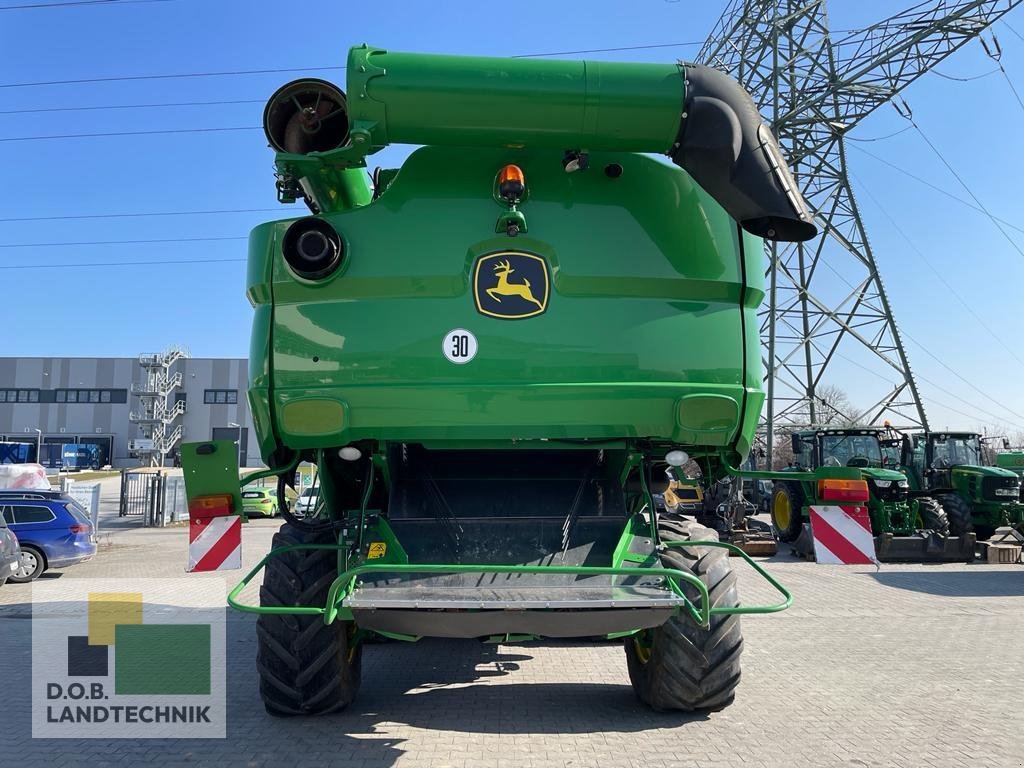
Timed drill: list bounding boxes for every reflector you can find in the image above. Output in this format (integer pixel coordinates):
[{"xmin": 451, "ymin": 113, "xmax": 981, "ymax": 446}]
[{"xmin": 817, "ymin": 478, "xmax": 869, "ymax": 503}]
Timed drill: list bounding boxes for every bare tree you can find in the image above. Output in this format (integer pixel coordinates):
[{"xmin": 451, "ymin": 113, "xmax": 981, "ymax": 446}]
[
  {"xmin": 771, "ymin": 432, "xmax": 795, "ymax": 469},
  {"xmin": 815, "ymin": 385, "xmax": 859, "ymax": 426}
]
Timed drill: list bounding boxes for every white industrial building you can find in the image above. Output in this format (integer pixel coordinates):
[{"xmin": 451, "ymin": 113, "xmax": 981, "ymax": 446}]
[{"xmin": 0, "ymin": 351, "xmax": 257, "ymax": 467}]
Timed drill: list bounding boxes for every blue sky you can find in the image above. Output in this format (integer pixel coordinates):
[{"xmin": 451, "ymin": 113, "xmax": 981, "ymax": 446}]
[{"xmin": 2, "ymin": 0, "xmax": 1023, "ymax": 435}]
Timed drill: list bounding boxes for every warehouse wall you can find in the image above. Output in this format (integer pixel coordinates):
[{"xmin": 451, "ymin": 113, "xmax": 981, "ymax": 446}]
[{"xmin": 0, "ymin": 356, "xmax": 257, "ymax": 467}]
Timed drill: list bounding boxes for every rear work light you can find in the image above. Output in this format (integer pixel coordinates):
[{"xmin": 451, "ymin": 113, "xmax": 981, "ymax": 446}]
[
  {"xmin": 189, "ymin": 494, "xmax": 234, "ymax": 518},
  {"xmin": 817, "ymin": 478, "xmax": 869, "ymax": 503}
]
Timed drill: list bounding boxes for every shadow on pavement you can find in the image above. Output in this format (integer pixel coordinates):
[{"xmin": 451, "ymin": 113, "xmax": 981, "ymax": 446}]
[
  {"xmin": 3, "ymin": 601, "xmax": 709, "ymax": 768},
  {"xmin": 871, "ymin": 569, "xmax": 1024, "ymax": 597}
]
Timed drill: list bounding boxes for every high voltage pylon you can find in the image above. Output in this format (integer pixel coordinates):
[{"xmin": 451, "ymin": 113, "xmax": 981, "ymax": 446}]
[{"xmin": 699, "ymin": 0, "xmax": 1021, "ymax": 465}]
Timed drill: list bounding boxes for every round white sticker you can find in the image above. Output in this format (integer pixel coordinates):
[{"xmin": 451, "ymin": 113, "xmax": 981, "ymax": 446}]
[{"xmin": 442, "ymin": 328, "xmax": 478, "ymax": 364}]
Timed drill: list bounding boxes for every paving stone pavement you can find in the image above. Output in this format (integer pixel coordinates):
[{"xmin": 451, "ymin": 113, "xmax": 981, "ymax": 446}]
[{"xmin": 1, "ymin": 476, "xmax": 1022, "ymax": 767}]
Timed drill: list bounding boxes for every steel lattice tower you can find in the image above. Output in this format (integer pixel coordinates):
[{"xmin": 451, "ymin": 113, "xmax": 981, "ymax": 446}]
[{"xmin": 699, "ymin": 0, "xmax": 1020, "ymax": 464}]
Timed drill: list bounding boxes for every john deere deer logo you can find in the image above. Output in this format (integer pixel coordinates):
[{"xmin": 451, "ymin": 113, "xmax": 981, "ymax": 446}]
[{"xmin": 473, "ymin": 251, "xmax": 549, "ymax": 319}]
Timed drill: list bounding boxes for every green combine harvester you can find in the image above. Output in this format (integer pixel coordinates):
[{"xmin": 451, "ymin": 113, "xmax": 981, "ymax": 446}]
[
  {"xmin": 898, "ymin": 432, "xmax": 1024, "ymax": 539},
  {"xmin": 770, "ymin": 427, "xmax": 975, "ymax": 561},
  {"xmin": 177, "ymin": 43, "xmax": 873, "ymax": 715}
]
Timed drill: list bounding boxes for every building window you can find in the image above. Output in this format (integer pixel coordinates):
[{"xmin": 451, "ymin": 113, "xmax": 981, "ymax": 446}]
[
  {"xmin": 204, "ymin": 389, "xmax": 238, "ymax": 405},
  {"xmin": 54, "ymin": 389, "xmax": 127, "ymax": 405},
  {"xmin": 0, "ymin": 389, "xmax": 40, "ymax": 404}
]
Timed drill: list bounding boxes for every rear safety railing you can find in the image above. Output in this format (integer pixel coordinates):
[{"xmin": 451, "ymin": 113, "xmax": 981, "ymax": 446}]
[{"xmin": 226, "ymin": 540, "xmax": 792, "ymax": 630}]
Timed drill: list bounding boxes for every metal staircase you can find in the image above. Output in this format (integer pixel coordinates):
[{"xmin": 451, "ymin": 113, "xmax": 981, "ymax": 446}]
[{"xmin": 129, "ymin": 346, "xmax": 189, "ymax": 466}]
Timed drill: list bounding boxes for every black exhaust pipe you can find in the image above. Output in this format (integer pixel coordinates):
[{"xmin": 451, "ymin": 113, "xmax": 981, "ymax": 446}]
[{"xmin": 670, "ymin": 65, "xmax": 816, "ymax": 243}]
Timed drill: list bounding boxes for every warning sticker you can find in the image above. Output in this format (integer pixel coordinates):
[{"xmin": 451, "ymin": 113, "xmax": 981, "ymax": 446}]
[{"xmin": 367, "ymin": 542, "xmax": 387, "ymax": 559}]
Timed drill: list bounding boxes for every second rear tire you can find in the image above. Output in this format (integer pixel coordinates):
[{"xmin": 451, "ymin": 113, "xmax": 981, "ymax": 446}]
[
  {"xmin": 936, "ymin": 493, "xmax": 973, "ymax": 537},
  {"xmin": 770, "ymin": 482, "xmax": 804, "ymax": 543},
  {"xmin": 625, "ymin": 518, "xmax": 743, "ymax": 711},
  {"xmin": 916, "ymin": 496, "xmax": 950, "ymax": 535}
]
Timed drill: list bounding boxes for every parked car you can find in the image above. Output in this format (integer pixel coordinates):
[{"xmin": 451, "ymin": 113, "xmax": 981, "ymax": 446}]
[
  {"xmin": 0, "ymin": 494, "xmax": 97, "ymax": 582},
  {"xmin": 293, "ymin": 486, "xmax": 320, "ymax": 517},
  {"xmin": 241, "ymin": 488, "xmax": 278, "ymax": 518},
  {"xmin": 0, "ymin": 489, "xmax": 64, "ymax": 501},
  {"xmin": 0, "ymin": 512, "xmax": 21, "ymax": 586}
]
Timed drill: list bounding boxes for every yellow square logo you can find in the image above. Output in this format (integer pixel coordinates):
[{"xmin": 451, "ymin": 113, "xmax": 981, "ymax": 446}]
[
  {"xmin": 473, "ymin": 251, "xmax": 549, "ymax": 320},
  {"xmin": 88, "ymin": 592, "xmax": 143, "ymax": 645}
]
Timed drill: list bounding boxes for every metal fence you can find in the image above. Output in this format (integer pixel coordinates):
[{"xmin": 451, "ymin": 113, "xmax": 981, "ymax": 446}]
[{"xmin": 118, "ymin": 470, "xmax": 187, "ymax": 526}]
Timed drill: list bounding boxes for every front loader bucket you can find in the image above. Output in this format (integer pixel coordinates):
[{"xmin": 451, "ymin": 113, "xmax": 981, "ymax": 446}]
[{"xmin": 873, "ymin": 532, "xmax": 976, "ymax": 563}]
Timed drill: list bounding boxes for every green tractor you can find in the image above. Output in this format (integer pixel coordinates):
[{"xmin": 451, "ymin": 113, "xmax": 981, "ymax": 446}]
[
  {"xmin": 900, "ymin": 432, "xmax": 1024, "ymax": 539},
  {"xmin": 995, "ymin": 450, "xmax": 1024, "ymax": 501},
  {"xmin": 180, "ymin": 44, "xmax": 829, "ymax": 715},
  {"xmin": 770, "ymin": 427, "xmax": 975, "ymax": 561}
]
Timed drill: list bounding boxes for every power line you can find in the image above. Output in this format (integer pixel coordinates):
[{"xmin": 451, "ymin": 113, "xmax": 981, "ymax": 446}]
[
  {"xmin": 846, "ymin": 125, "xmax": 913, "ymax": 143},
  {"xmin": 0, "ymin": 65, "xmax": 345, "ymax": 90},
  {"xmin": 0, "ymin": 41, "xmax": 704, "ymax": 90},
  {"xmin": 818, "ymin": 257, "xmax": 1024, "ymax": 426},
  {"xmin": 0, "ymin": 126, "xmax": 259, "ymax": 142},
  {"xmin": 979, "ymin": 33, "xmax": 1024, "ymax": 116},
  {"xmin": 848, "ymin": 143, "xmax": 1024, "ymax": 238},
  {"xmin": 0, "ymin": 98, "xmax": 263, "ymax": 115},
  {"xmin": 852, "ymin": 169, "xmax": 1024, "ymax": 372},
  {"xmin": 0, "ymin": 235, "xmax": 246, "ymax": 248},
  {"xmin": 510, "ymin": 41, "xmax": 703, "ymax": 58},
  {"xmin": 900, "ymin": 333, "xmax": 1024, "ymax": 426},
  {"xmin": 0, "ymin": 0, "xmax": 171, "ymax": 8},
  {"xmin": 996, "ymin": 63, "xmax": 1024, "ymax": 114},
  {"xmin": 0, "ymin": 257, "xmax": 244, "ymax": 269},
  {"xmin": 835, "ymin": 349, "xmax": 1024, "ymax": 432},
  {"xmin": 0, "ymin": 207, "xmax": 280, "ymax": 223},
  {"xmin": 1005, "ymin": 20, "xmax": 1024, "ymax": 42},
  {"xmin": 930, "ymin": 67, "xmax": 998, "ymax": 81},
  {"xmin": 893, "ymin": 101, "xmax": 1024, "ymax": 262}
]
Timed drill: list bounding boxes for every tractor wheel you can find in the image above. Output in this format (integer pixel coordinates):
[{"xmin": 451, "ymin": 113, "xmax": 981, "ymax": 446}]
[
  {"xmin": 769, "ymin": 482, "xmax": 804, "ymax": 543},
  {"xmin": 625, "ymin": 518, "xmax": 742, "ymax": 712},
  {"xmin": 916, "ymin": 496, "xmax": 950, "ymax": 536},
  {"xmin": 937, "ymin": 494, "xmax": 973, "ymax": 537},
  {"xmin": 256, "ymin": 523, "xmax": 361, "ymax": 717}
]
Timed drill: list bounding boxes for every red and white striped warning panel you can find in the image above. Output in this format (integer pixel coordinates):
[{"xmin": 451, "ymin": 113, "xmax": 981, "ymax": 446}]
[
  {"xmin": 188, "ymin": 514, "xmax": 242, "ymax": 572},
  {"xmin": 808, "ymin": 505, "xmax": 878, "ymax": 565}
]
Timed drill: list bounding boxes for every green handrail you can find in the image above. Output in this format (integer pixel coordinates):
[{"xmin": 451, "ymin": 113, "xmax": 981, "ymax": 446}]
[
  {"xmin": 226, "ymin": 539, "xmax": 792, "ymax": 631},
  {"xmin": 661, "ymin": 540, "xmax": 793, "ymax": 616},
  {"xmin": 239, "ymin": 452, "xmax": 302, "ymax": 488}
]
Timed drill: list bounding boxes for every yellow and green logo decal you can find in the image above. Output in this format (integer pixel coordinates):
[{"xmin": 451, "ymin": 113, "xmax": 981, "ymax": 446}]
[{"xmin": 473, "ymin": 251, "xmax": 549, "ymax": 320}]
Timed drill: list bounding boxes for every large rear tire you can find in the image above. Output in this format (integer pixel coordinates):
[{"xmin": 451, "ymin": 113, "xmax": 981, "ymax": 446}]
[
  {"xmin": 256, "ymin": 524, "xmax": 361, "ymax": 716},
  {"xmin": 936, "ymin": 493, "xmax": 973, "ymax": 537},
  {"xmin": 625, "ymin": 518, "xmax": 743, "ymax": 711},
  {"xmin": 769, "ymin": 482, "xmax": 804, "ymax": 543},
  {"xmin": 916, "ymin": 496, "xmax": 950, "ymax": 535}
]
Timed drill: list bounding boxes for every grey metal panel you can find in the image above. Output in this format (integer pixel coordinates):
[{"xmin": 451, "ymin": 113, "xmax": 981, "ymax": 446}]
[{"xmin": 351, "ymin": 607, "xmax": 675, "ymax": 639}]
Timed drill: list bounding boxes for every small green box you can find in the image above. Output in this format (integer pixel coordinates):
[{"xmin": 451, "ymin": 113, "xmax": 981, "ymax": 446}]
[{"xmin": 114, "ymin": 624, "xmax": 211, "ymax": 695}]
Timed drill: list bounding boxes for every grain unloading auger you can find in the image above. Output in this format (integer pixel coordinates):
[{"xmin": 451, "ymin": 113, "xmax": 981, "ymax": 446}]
[{"xmin": 180, "ymin": 44, "xmax": 845, "ymax": 716}]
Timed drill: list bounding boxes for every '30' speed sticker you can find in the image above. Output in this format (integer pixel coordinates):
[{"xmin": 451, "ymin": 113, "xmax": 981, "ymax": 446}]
[{"xmin": 442, "ymin": 328, "xmax": 478, "ymax": 364}]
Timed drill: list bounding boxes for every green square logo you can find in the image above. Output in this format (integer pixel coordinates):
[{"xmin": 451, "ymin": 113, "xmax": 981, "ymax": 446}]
[{"xmin": 114, "ymin": 624, "xmax": 211, "ymax": 695}]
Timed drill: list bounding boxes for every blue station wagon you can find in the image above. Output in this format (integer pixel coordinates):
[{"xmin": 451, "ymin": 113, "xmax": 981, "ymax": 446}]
[{"xmin": 0, "ymin": 493, "xmax": 97, "ymax": 582}]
